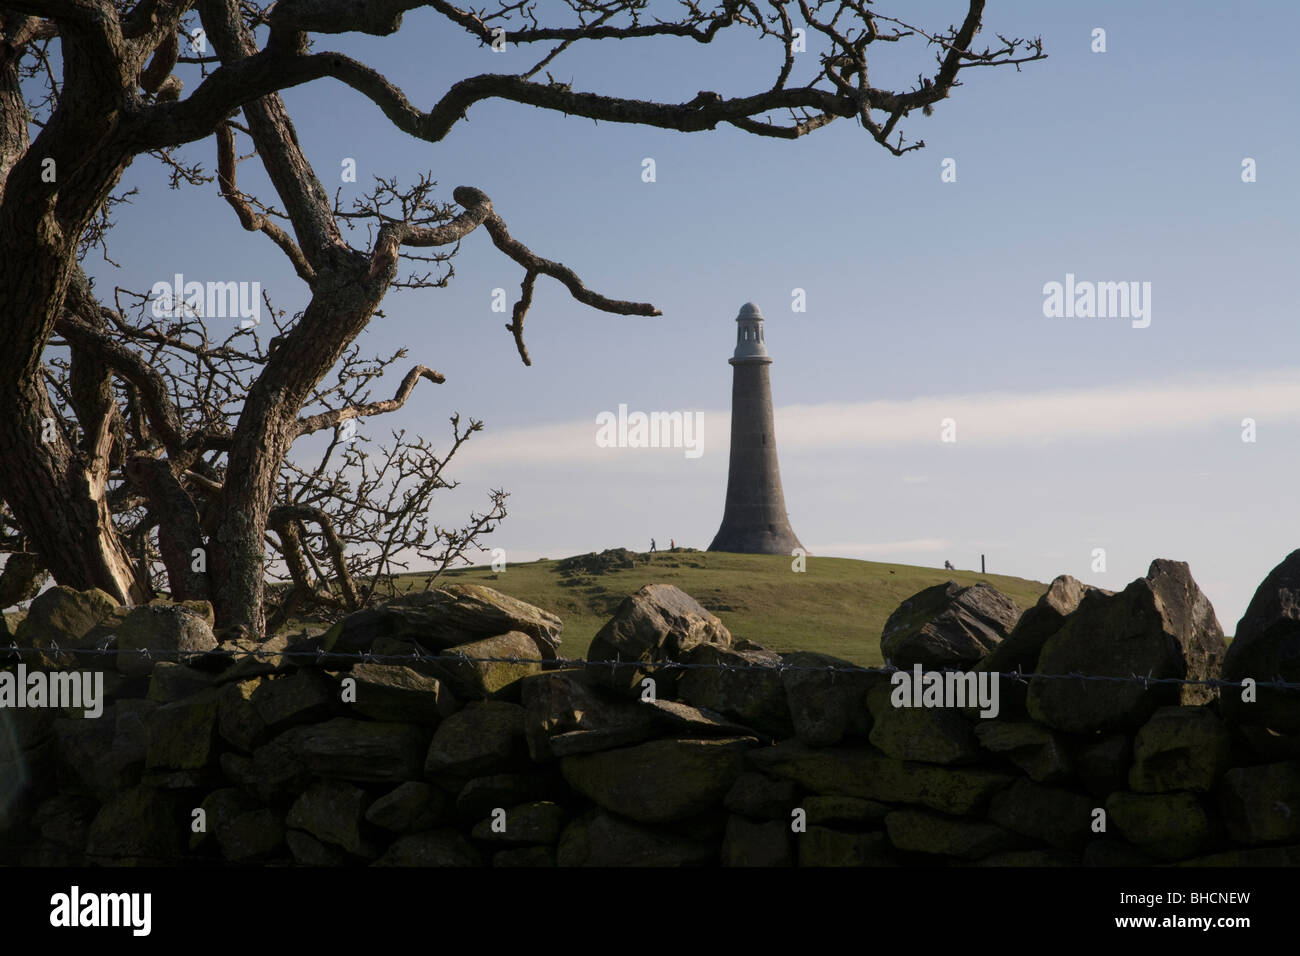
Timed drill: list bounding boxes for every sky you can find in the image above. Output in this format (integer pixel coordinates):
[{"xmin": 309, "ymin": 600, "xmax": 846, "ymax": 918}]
[{"xmin": 83, "ymin": 0, "xmax": 1299, "ymax": 634}]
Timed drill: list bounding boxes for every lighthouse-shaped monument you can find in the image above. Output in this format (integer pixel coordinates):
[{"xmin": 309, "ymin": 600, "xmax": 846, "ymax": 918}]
[{"xmin": 707, "ymin": 302, "xmax": 805, "ymax": 554}]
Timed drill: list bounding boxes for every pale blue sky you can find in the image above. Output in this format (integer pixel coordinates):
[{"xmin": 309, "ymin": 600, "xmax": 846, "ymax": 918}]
[{"xmin": 83, "ymin": 1, "xmax": 1299, "ymax": 633}]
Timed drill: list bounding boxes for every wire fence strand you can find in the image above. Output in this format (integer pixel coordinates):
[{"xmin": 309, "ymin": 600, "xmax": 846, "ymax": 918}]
[{"xmin": 4, "ymin": 641, "xmax": 1299, "ymax": 690}]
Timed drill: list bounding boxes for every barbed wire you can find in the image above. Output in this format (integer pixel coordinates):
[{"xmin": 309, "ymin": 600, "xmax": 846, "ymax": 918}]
[{"xmin": 4, "ymin": 640, "xmax": 1299, "ymax": 689}]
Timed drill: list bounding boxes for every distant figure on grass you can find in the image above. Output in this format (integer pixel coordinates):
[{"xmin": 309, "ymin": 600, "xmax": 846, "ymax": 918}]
[
  {"xmin": 944, "ymin": 560, "xmax": 954, "ymax": 570},
  {"xmin": 650, "ymin": 538, "xmax": 656, "ymax": 552},
  {"xmin": 670, "ymin": 539, "xmax": 675, "ymax": 550}
]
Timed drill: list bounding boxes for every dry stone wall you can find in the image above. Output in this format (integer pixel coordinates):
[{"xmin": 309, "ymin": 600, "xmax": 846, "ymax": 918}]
[{"xmin": 2, "ymin": 553, "xmax": 1298, "ymax": 867}]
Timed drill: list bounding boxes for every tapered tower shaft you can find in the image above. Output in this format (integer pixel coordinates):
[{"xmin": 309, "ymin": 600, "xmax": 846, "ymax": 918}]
[{"xmin": 708, "ymin": 303, "xmax": 804, "ymax": 554}]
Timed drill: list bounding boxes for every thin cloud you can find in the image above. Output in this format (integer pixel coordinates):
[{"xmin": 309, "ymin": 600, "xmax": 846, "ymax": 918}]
[
  {"xmin": 777, "ymin": 374, "xmax": 1300, "ymax": 448},
  {"xmin": 456, "ymin": 372, "xmax": 1300, "ymax": 467}
]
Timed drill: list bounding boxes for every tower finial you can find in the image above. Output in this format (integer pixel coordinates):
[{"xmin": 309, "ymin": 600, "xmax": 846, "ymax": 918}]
[{"xmin": 732, "ymin": 301, "xmax": 771, "ymax": 362}]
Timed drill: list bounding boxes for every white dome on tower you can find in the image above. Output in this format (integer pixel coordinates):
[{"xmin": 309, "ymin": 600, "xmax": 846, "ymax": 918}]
[{"xmin": 732, "ymin": 301, "xmax": 771, "ymax": 362}]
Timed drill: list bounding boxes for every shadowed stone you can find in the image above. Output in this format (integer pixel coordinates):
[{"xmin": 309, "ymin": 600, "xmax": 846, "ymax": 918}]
[
  {"xmin": 14, "ymin": 586, "xmax": 119, "ymax": 668},
  {"xmin": 287, "ymin": 779, "xmax": 375, "ymax": 857},
  {"xmin": 866, "ymin": 681, "xmax": 978, "ymax": 765},
  {"xmin": 36, "ymin": 793, "xmax": 94, "ymax": 855},
  {"xmin": 428, "ymin": 631, "xmax": 544, "ymax": 701},
  {"xmin": 287, "ymin": 830, "xmax": 349, "ymax": 866},
  {"xmin": 149, "ymin": 598, "xmax": 215, "ymax": 628},
  {"xmin": 1222, "ymin": 549, "xmax": 1300, "ymax": 731},
  {"xmin": 1177, "ymin": 845, "xmax": 1300, "ymax": 866},
  {"xmin": 988, "ymin": 779, "xmax": 1094, "ymax": 849},
  {"xmin": 798, "ymin": 828, "xmax": 893, "ymax": 867},
  {"xmin": 347, "ymin": 662, "xmax": 452, "ymax": 723},
  {"xmin": 1105, "ymin": 791, "xmax": 1211, "ymax": 861},
  {"xmin": 470, "ymin": 801, "xmax": 564, "ymax": 845},
  {"xmin": 557, "ymin": 809, "xmax": 714, "ymax": 867},
  {"xmin": 881, "ymin": 581, "xmax": 1022, "ymax": 669},
  {"xmin": 980, "ymin": 575, "xmax": 1103, "ymax": 674},
  {"xmin": 323, "ymin": 584, "xmax": 561, "ymax": 657},
  {"xmin": 1220, "ymin": 761, "xmax": 1300, "ymax": 844},
  {"xmin": 218, "ymin": 807, "xmax": 284, "ymax": 863},
  {"xmin": 521, "ymin": 669, "xmax": 635, "ymax": 760},
  {"xmin": 455, "ymin": 773, "xmax": 557, "ymax": 818},
  {"xmin": 1129, "ymin": 706, "xmax": 1231, "ymax": 793},
  {"xmin": 54, "ymin": 713, "xmax": 123, "ymax": 802},
  {"xmin": 147, "ymin": 662, "xmax": 215, "ymax": 703},
  {"xmin": 115, "ymin": 604, "xmax": 217, "ymax": 677},
  {"xmin": 85, "ymin": 787, "xmax": 179, "ymax": 865},
  {"xmin": 1028, "ymin": 560, "xmax": 1227, "ymax": 733},
  {"xmin": 373, "ymin": 830, "xmax": 482, "ymax": 866},
  {"xmin": 365, "ymin": 781, "xmax": 448, "ymax": 833},
  {"xmin": 749, "ymin": 740, "xmax": 1012, "ymax": 815},
  {"xmin": 885, "ymin": 809, "xmax": 1017, "ymax": 860},
  {"xmin": 425, "ymin": 701, "xmax": 526, "ymax": 777},
  {"xmin": 218, "ymin": 679, "xmax": 267, "ymax": 752},
  {"xmin": 190, "ymin": 788, "xmax": 254, "ymax": 852},
  {"xmin": 251, "ymin": 670, "xmax": 336, "ymax": 729},
  {"xmin": 973, "ymin": 849, "xmax": 1076, "ymax": 867},
  {"xmin": 979, "ymin": 575, "xmax": 1109, "ymax": 714},
  {"xmin": 292, "ymin": 718, "xmax": 427, "ymax": 783},
  {"xmin": 1235, "ymin": 724, "xmax": 1300, "ymax": 762},
  {"xmin": 112, "ymin": 700, "xmax": 155, "ymax": 773},
  {"xmin": 215, "ymin": 632, "xmax": 293, "ymax": 683},
  {"xmin": 722, "ymin": 816, "xmax": 792, "ymax": 866},
  {"xmin": 781, "ymin": 651, "xmax": 876, "ymax": 747},
  {"xmin": 724, "ymin": 772, "xmax": 798, "ymax": 820},
  {"xmin": 1073, "ymin": 733, "xmax": 1131, "ymax": 796},
  {"xmin": 802, "ymin": 795, "xmax": 890, "ymax": 826},
  {"xmin": 521, "ymin": 668, "xmax": 764, "ymax": 761},
  {"xmin": 561, "ymin": 736, "xmax": 753, "ymax": 823},
  {"xmin": 974, "ymin": 721, "xmax": 1072, "ymax": 783},
  {"xmin": 145, "ymin": 689, "xmax": 221, "ymax": 771},
  {"xmin": 588, "ymin": 584, "xmax": 732, "ymax": 695},
  {"xmin": 676, "ymin": 644, "xmax": 790, "ymax": 736},
  {"xmin": 494, "ymin": 846, "xmax": 556, "ymax": 867}
]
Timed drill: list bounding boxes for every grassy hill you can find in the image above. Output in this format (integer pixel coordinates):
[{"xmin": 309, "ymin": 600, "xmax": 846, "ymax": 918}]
[{"xmin": 394, "ymin": 550, "xmax": 1051, "ymax": 668}]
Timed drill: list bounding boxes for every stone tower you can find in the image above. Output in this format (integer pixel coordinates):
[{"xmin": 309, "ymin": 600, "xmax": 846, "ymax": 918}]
[{"xmin": 708, "ymin": 302, "xmax": 805, "ymax": 555}]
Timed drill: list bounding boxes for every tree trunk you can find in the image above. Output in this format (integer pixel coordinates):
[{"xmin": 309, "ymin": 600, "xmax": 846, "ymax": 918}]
[
  {"xmin": 210, "ymin": 263, "xmax": 382, "ymax": 636},
  {"xmin": 0, "ymin": 373, "xmax": 147, "ymax": 605},
  {"xmin": 0, "ymin": 42, "xmax": 146, "ymax": 605}
]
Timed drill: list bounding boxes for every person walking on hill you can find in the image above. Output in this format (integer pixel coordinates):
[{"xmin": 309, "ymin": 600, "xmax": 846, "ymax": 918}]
[{"xmin": 650, "ymin": 538, "xmax": 656, "ymax": 553}]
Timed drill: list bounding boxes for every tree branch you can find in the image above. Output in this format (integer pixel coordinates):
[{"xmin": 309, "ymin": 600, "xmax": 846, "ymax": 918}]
[
  {"xmin": 294, "ymin": 363, "xmax": 445, "ymax": 437},
  {"xmin": 124, "ymin": 452, "xmax": 209, "ymax": 601},
  {"xmin": 57, "ymin": 288, "xmax": 187, "ymax": 459},
  {"xmin": 268, "ymin": 502, "xmax": 359, "ymax": 610},
  {"xmin": 216, "ymin": 121, "xmax": 316, "ymax": 283}
]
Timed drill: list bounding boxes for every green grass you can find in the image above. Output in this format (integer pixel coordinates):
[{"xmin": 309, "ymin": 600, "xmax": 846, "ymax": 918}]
[{"xmin": 393, "ymin": 550, "xmax": 1051, "ymax": 668}]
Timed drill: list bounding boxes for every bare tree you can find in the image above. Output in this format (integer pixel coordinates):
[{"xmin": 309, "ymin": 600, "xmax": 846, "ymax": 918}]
[
  {"xmin": 0, "ymin": 0, "xmax": 1045, "ymax": 637},
  {"xmin": 39, "ymin": 277, "xmax": 509, "ymax": 629}
]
